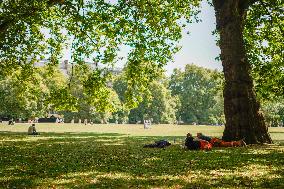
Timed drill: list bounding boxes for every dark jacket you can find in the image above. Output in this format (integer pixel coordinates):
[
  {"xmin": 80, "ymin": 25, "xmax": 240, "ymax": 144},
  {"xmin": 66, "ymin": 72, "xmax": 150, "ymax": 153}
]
[
  {"xmin": 185, "ymin": 136, "xmax": 200, "ymax": 150},
  {"xmin": 199, "ymin": 134, "xmax": 212, "ymax": 142},
  {"xmin": 143, "ymin": 140, "xmax": 171, "ymax": 148}
]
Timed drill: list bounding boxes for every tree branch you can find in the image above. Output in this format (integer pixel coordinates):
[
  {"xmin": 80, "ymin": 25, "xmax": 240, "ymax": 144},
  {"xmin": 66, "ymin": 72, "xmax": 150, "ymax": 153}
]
[{"xmin": 239, "ymin": 0, "xmax": 260, "ymax": 10}]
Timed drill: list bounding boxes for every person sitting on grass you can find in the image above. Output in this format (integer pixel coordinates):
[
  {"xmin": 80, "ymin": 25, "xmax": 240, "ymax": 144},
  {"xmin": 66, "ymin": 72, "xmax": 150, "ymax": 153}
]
[
  {"xmin": 28, "ymin": 124, "xmax": 40, "ymax": 135},
  {"xmin": 196, "ymin": 133, "xmax": 246, "ymax": 147},
  {"xmin": 8, "ymin": 119, "xmax": 15, "ymax": 125},
  {"xmin": 185, "ymin": 133, "xmax": 212, "ymax": 151}
]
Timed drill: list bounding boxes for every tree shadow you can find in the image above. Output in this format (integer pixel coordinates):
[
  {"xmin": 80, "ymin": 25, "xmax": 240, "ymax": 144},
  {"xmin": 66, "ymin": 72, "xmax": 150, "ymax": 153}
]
[{"xmin": 0, "ymin": 132, "xmax": 283, "ymax": 188}]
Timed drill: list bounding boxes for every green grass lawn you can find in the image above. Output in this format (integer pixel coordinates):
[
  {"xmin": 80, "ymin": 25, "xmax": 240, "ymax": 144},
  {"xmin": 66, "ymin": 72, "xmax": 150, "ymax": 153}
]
[{"xmin": 1, "ymin": 123, "xmax": 284, "ymax": 188}]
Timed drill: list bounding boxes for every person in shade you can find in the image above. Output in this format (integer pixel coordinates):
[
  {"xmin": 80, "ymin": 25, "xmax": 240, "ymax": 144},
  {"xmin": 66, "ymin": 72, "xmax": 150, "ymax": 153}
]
[
  {"xmin": 8, "ymin": 118, "xmax": 15, "ymax": 125},
  {"xmin": 143, "ymin": 140, "xmax": 171, "ymax": 148},
  {"xmin": 196, "ymin": 133, "xmax": 246, "ymax": 147},
  {"xmin": 28, "ymin": 124, "xmax": 40, "ymax": 135},
  {"xmin": 185, "ymin": 133, "xmax": 212, "ymax": 150}
]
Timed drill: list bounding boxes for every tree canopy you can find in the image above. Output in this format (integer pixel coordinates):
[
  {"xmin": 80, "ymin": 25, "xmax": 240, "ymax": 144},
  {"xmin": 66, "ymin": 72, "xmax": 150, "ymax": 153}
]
[
  {"xmin": 0, "ymin": 0, "xmax": 200, "ymax": 108},
  {"xmin": 1, "ymin": 0, "xmax": 283, "ymax": 143},
  {"xmin": 1, "ymin": 0, "xmax": 282, "ymax": 104},
  {"xmin": 169, "ymin": 64, "xmax": 224, "ymax": 125},
  {"xmin": 0, "ymin": 66, "xmax": 66, "ymax": 119},
  {"xmin": 244, "ymin": 0, "xmax": 284, "ymax": 100}
]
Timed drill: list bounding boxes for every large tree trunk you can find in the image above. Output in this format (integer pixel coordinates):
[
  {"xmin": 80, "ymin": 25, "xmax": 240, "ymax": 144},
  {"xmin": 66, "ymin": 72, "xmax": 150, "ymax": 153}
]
[{"xmin": 213, "ymin": 0, "xmax": 272, "ymax": 144}]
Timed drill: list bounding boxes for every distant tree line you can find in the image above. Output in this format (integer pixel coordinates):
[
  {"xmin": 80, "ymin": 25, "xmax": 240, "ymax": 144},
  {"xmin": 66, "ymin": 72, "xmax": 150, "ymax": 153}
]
[{"xmin": 0, "ymin": 63, "xmax": 283, "ymax": 126}]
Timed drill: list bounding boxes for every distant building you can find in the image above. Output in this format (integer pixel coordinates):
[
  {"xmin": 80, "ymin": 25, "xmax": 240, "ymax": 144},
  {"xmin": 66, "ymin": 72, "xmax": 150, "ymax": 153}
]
[{"xmin": 34, "ymin": 59, "xmax": 122, "ymax": 76}]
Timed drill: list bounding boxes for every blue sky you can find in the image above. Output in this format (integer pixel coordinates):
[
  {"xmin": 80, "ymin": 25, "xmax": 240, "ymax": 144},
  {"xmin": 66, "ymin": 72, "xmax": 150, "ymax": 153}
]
[
  {"xmin": 113, "ymin": 0, "xmax": 222, "ymax": 74},
  {"xmin": 165, "ymin": 0, "xmax": 222, "ymax": 73}
]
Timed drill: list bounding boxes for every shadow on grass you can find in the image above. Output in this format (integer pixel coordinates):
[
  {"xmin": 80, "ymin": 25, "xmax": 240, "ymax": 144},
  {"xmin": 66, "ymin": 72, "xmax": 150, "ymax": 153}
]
[
  {"xmin": 0, "ymin": 131, "xmax": 124, "ymax": 137},
  {"xmin": 0, "ymin": 132, "xmax": 283, "ymax": 188}
]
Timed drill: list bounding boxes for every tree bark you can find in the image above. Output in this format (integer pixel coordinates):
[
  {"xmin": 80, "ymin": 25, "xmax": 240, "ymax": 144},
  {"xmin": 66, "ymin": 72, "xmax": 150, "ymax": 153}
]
[{"xmin": 213, "ymin": 0, "xmax": 272, "ymax": 144}]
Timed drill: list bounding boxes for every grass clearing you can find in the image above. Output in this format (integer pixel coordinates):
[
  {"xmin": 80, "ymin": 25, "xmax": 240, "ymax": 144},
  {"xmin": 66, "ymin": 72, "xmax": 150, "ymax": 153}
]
[{"xmin": 1, "ymin": 123, "xmax": 284, "ymax": 188}]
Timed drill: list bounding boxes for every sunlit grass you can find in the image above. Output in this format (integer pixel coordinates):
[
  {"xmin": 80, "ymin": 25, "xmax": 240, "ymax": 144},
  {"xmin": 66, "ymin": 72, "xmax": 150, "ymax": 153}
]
[
  {"xmin": 0, "ymin": 123, "xmax": 224, "ymax": 137},
  {"xmin": 0, "ymin": 124, "xmax": 283, "ymax": 188}
]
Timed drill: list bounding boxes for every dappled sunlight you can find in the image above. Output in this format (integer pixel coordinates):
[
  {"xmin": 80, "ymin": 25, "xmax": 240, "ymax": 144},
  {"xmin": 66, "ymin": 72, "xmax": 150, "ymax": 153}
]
[
  {"xmin": 94, "ymin": 138, "xmax": 123, "ymax": 143},
  {"xmin": 0, "ymin": 136, "xmax": 58, "ymax": 142},
  {"xmin": 0, "ymin": 133, "xmax": 127, "ymax": 144},
  {"xmin": 2, "ymin": 167, "xmax": 282, "ymax": 189},
  {"xmin": 0, "ymin": 176, "xmax": 25, "ymax": 183},
  {"xmin": 1, "ymin": 130, "xmax": 283, "ymax": 188},
  {"xmin": 142, "ymin": 157, "xmax": 163, "ymax": 167},
  {"xmin": 243, "ymin": 144, "xmax": 284, "ymax": 155},
  {"xmin": 36, "ymin": 171, "xmax": 185, "ymax": 188},
  {"xmin": 0, "ymin": 134, "xmax": 94, "ymax": 142},
  {"xmin": 51, "ymin": 178, "xmax": 74, "ymax": 185},
  {"xmin": 143, "ymin": 157, "xmax": 163, "ymax": 163},
  {"xmin": 245, "ymin": 149, "xmax": 275, "ymax": 155},
  {"xmin": 38, "ymin": 177, "xmax": 75, "ymax": 187},
  {"xmin": 239, "ymin": 164, "xmax": 276, "ymax": 178},
  {"xmin": 34, "ymin": 167, "xmax": 283, "ymax": 188},
  {"xmin": 94, "ymin": 172, "xmax": 135, "ymax": 181},
  {"xmin": 102, "ymin": 142, "xmax": 125, "ymax": 146},
  {"xmin": 208, "ymin": 164, "xmax": 271, "ymax": 178},
  {"xmin": 64, "ymin": 171, "xmax": 98, "ymax": 178},
  {"xmin": 48, "ymin": 170, "xmax": 197, "ymax": 187}
]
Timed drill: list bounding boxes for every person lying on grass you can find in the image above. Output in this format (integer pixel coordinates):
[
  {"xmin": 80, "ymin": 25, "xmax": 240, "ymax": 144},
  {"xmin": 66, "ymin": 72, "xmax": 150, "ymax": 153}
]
[
  {"xmin": 185, "ymin": 133, "xmax": 212, "ymax": 151},
  {"xmin": 143, "ymin": 140, "xmax": 171, "ymax": 148},
  {"xmin": 196, "ymin": 133, "xmax": 246, "ymax": 147}
]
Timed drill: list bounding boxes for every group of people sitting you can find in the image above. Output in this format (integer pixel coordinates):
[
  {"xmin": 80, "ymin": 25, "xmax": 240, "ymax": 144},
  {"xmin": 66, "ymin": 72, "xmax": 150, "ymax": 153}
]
[{"xmin": 185, "ymin": 132, "xmax": 246, "ymax": 150}]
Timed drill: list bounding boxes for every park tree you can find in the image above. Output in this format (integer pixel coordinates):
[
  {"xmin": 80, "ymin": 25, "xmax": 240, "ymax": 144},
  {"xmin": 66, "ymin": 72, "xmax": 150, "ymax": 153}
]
[
  {"xmin": 55, "ymin": 63, "xmax": 121, "ymax": 123},
  {"xmin": 39, "ymin": 66, "xmax": 67, "ymax": 92},
  {"xmin": 212, "ymin": 0, "xmax": 283, "ymax": 144},
  {"xmin": 0, "ymin": 66, "xmax": 66, "ymax": 119},
  {"xmin": 1, "ymin": 0, "xmax": 282, "ymax": 143},
  {"xmin": 128, "ymin": 80, "xmax": 178, "ymax": 124},
  {"xmin": 0, "ymin": 70, "xmax": 46, "ymax": 119},
  {"xmin": 169, "ymin": 64, "xmax": 224, "ymax": 125},
  {"xmin": 113, "ymin": 73, "xmax": 178, "ymax": 124},
  {"xmin": 112, "ymin": 74, "xmax": 130, "ymax": 123},
  {"xmin": 261, "ymin": 98, "xmax": 284, "ymax": 127}
]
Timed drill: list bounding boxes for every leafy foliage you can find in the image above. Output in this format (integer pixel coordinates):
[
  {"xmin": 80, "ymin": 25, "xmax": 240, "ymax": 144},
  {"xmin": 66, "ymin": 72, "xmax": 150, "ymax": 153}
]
[
  {"xmin": 0, "ymin": 66, "xmax": 66, "ymax": 119},
  {"xmin": 55, "ymin": 63, "xmax": 120, "ymax": 123},
  {"xmin": 169, "ymin": 64, "xmax": 224, "ymax": 124},
  {"xmin": 244, "ymin": 0, "xmax": 284, "ymax": 99},
  {"xmin": 261, "ymin": 98, "xmax": 284, "ymax": 127},
  {"xmin": 0, "ymin": 0, "xmax": 200, "ymax": 107},
  {"xmin": 128, "ymin": 80, "xmax": 178, "ymax": 124},
  {"xmin": 113, "ymin": 73, "xmax": 178, "ymax": 124}
]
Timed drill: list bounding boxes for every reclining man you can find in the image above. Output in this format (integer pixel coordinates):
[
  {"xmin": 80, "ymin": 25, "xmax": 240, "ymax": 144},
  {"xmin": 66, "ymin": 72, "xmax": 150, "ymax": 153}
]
[
  {"xmin": 143, "ymin": 140, "xmax": 171, "ymax": 148},
  {"xmin": 197, "ymin": 133, "xmax": 246, "ymax": 147},
  {"xmin": 185, "ymin": 133, "xmax": 212, "ymax": 150}
]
